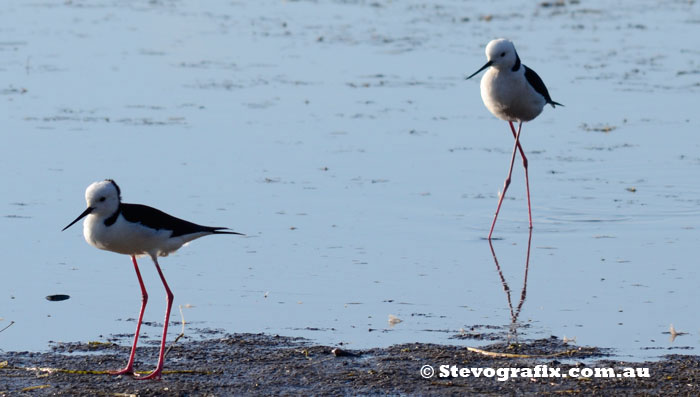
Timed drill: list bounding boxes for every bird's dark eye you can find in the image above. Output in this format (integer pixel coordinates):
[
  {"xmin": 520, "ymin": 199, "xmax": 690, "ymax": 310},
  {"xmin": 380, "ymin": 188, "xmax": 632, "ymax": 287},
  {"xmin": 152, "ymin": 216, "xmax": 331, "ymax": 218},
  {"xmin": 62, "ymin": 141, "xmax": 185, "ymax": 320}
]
[
  {"xmin": 99, "ymin": 197, "xmax": 106, "ymax": 202},
  {"xmin": 500, "ymin": 52, "xmax": 506, "ymax": 57}
]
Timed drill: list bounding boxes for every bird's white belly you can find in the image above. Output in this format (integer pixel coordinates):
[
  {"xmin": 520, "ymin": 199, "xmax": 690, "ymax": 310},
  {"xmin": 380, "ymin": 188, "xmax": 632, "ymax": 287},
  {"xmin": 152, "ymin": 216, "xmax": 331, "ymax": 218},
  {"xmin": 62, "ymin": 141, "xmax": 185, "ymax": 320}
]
[
  {"xmin": 480, "ymin": 69, "xmax": 545, "ymax": 122},
  {"xmin": 84, "ymin": 216, "xmax": 177, "ymax": 257}
]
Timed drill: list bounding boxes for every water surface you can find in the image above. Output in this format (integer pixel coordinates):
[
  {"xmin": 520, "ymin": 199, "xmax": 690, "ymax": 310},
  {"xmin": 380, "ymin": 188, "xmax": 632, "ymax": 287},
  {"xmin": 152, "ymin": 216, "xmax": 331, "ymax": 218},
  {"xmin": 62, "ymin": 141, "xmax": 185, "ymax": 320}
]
[{"xmin": 1, "ymin": 0, "xmax": 698, "ymax": 360}]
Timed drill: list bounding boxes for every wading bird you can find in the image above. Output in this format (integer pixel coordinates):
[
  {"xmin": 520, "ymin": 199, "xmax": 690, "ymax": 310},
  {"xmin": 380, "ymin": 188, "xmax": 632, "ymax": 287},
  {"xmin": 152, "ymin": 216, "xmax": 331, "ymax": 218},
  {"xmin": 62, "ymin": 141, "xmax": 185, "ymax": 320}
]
[
  {"xmin": 467, "ymin": 38, "xmax": 562, "ymax": 240},
  {"xmin": 63, "ymin": 179, "xmax": 242, "ymax": 379}
]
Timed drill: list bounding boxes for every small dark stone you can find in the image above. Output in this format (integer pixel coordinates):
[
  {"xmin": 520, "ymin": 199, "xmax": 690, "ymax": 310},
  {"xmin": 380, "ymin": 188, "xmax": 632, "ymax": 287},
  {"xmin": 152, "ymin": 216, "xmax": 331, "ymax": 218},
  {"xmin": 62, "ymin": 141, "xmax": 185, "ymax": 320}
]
[{"xmin": 46, "ymin": 294, "xmax": 70, "ymax": 302}]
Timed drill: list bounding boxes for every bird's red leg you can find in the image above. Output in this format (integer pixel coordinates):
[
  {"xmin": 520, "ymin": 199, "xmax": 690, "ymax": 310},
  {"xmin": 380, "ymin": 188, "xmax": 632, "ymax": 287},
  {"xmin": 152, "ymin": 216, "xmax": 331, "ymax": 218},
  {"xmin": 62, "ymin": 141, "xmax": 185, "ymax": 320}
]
[
  {"xmin": 488, "ymin": 122, "xmax": 523, "ymax": 240},
  {"xmin": 508, "ymin": 121, "xmax": 533, "ymax": 229},
  {"xmin": 134, "ymin": 256, "xmax": 173, "ymax": 380},
  {"xmin": 109, "ymin": 255, "xmax": 148, "ymax": 376}
]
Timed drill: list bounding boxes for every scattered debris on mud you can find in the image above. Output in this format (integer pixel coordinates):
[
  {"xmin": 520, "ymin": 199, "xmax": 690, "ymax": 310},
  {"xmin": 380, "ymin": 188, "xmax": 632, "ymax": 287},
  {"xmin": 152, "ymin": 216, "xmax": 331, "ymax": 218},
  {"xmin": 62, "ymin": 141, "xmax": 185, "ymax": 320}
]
[{"xmin": 1, "ymin": 333, "xmax": 698, "ymax": 395}]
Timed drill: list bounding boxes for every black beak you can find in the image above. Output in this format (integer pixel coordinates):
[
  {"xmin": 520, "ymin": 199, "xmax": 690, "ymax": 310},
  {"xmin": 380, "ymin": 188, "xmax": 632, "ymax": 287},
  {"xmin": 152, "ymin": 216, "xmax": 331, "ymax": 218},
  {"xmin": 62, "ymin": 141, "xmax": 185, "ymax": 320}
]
[
  {"xmin": 62, "ymin": 207, "xmax": 93, "ymax": 231},
  {"xmin": 466, "ymin": 60, "xmax": 493, "ymax": 80}
]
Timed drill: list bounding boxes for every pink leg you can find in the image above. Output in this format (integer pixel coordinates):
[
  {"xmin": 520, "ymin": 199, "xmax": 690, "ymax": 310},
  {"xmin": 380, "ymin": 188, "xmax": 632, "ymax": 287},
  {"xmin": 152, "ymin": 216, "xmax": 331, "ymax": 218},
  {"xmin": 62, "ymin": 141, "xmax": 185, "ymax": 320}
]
[
  {"xmin": 134, "ymin": 256, "xmax": 173, "ymax": 380},
  {"xmin": 488, "ymin": 122, "xmax": 523, "ymax": 240},
  {"xmin": 508, "ymin": 121, "xmax": 533, "ymax": 229},
  {"xmin": 110, "ymin": 255, "xmax": 148, "ymax": 376}
]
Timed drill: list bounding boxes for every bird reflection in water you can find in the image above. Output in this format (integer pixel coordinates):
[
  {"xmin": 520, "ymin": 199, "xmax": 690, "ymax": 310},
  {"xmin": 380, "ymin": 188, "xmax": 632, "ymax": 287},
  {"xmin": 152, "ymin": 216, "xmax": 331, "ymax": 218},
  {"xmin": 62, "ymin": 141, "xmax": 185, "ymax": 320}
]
[{"xmin": 488, "ymin": 228, "xmax": 533, "ymax": 341}]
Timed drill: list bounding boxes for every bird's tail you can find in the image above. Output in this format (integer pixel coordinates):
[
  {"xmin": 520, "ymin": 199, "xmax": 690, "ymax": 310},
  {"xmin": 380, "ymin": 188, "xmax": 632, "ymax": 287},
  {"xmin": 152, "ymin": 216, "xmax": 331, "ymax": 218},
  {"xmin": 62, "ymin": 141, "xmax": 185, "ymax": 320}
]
[
  {"xmin": 211, "ymin": 227, "xmax": 245, "ymax": 236},
  {"xmin": 549, "ymin": 100, "xmax": 564, "ymax": 108}
]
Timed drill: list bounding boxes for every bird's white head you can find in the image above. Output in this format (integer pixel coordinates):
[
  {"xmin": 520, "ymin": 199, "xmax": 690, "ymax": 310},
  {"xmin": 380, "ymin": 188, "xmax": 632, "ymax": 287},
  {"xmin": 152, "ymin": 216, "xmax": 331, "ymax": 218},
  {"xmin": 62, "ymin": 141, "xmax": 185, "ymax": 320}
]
[
  {"xmin": 63, "ymin": 179, "xmax": 122, "ymax": 231},
  {"xmin": 484, "ymin": 38, "xmax": 518, "ymax": 69},
  {"xmin": 85, "ymin": 179, "xmax": 122, "ymax": 216},
  {"xmin": 466, "ymin": 38, "xmax": 519, "ymax": 80}
]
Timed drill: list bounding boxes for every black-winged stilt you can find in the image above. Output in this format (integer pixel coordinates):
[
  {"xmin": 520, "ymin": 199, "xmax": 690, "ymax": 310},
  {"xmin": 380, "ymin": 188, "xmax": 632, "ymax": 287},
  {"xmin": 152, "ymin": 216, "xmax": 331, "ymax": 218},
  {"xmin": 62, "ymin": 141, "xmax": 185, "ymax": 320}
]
[
  {"xmin": 467, "ymin": 38, "xmax": 562, "ymax": 240},
  {"xmin": 62, "ymin": 179, "xmax": 243, "ymax": 379}
]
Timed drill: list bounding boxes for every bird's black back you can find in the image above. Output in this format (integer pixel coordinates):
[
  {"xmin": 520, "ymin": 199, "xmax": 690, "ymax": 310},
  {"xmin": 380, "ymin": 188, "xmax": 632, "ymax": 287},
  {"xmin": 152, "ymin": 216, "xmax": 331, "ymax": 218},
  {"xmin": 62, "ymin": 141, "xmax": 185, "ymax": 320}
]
[
  {"xmin": 524, "ymin": 65, "xmax": 563, "ymax": 107},
  {"xmin": 119, "ymin": 203, "xmax": 239, "ymax": 237}
]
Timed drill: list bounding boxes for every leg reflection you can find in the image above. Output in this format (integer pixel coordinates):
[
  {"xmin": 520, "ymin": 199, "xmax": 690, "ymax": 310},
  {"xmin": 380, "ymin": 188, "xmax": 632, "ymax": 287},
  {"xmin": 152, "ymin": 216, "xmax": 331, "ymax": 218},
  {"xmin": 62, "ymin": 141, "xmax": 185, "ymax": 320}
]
[{"xmin": 487, "ymin": 228, "xmax": 533, "ymax": 341}]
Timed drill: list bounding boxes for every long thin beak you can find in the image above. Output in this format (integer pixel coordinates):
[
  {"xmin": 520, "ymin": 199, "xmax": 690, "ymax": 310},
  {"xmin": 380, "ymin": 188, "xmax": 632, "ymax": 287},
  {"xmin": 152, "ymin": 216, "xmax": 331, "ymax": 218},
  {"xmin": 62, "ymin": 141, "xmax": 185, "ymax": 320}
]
[
  {"xmin": 62, "ymin": 207, "xmax": 93, "ymax": 231},
  {"xmin": 466, "ymin": 60, "xmax": 493, "ymax": 80}
]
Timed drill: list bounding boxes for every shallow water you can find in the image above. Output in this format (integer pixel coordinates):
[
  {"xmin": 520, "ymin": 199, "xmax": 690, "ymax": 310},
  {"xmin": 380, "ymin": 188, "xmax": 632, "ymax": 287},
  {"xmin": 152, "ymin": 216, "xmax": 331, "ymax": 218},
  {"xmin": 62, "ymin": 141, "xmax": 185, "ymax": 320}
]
[{"xmin": 1, "ymin": 0, "xmax": 698, "ymax": 360}]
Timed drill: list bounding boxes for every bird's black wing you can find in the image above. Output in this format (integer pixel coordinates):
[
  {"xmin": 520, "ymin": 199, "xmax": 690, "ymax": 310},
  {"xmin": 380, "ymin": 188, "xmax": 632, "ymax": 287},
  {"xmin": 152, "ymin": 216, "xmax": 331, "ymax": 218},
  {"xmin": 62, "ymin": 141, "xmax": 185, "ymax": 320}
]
[
  {"xmin": 524, "ymin": 65, "xmax": 563, "ymax": 107},
  {"xmin": 120, "ymin": 203, "xmax": 242, "ymax": 237}
]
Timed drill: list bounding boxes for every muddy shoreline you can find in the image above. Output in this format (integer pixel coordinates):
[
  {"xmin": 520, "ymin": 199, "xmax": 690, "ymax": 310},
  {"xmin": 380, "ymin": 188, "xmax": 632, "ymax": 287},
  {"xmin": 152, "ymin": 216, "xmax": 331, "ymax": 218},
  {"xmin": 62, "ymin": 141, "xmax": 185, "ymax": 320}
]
[{"xmin": 1, "ymin": 332, "xmax": 698, "ymax": 396}]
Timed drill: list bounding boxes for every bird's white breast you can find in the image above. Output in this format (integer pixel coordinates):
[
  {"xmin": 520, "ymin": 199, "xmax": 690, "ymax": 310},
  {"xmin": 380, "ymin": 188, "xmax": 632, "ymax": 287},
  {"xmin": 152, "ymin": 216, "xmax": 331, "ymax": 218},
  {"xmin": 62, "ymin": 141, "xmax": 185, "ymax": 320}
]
[
  {"xmin": 83, "ymin": 214, "xmax": 191, "ymax": 258},
  {"xmin": 480, "ymin": 68, "xmax": 546, "ymax": 123}
]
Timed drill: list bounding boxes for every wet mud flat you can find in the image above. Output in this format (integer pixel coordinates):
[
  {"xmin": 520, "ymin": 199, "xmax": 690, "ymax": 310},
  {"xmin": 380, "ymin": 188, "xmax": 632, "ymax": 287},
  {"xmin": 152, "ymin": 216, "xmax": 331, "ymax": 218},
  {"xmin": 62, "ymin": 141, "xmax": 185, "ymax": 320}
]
[{"xmin": 1, "ymin": 333, "xmax": 698, "ymax": 396}]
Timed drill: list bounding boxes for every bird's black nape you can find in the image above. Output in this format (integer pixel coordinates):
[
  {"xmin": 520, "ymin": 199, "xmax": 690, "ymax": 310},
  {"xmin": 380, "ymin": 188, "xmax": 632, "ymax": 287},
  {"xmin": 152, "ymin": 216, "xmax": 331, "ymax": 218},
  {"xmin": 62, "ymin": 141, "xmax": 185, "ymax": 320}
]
[
  {"xmin": 105, "ymin": 179, "xmax": 122, "ymax": 201},
  {"xmin": 511, "ymin": 52, "xmax": 521, "ymax": 72}
]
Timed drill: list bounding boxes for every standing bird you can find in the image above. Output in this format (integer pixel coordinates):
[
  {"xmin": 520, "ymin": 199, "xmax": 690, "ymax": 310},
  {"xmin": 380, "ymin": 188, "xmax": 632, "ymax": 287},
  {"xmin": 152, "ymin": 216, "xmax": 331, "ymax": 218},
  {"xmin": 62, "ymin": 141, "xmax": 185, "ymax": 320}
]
[
  {"xmin": 467, "ymin": 38, "xmax": 562, "ymax": 240},
  {"xmin": 62, "ymin": 179, "xmax": 243, "ymax": 379}
]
